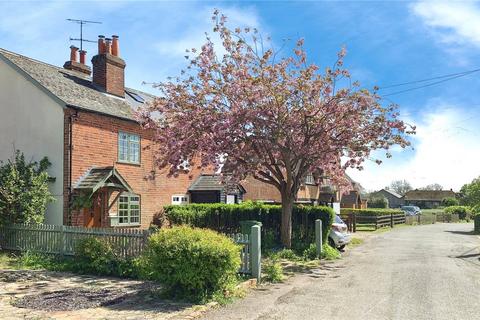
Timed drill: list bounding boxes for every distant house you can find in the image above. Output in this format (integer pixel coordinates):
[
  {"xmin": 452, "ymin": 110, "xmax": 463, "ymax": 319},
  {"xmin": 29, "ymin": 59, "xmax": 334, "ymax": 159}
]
[
  {"xmin": 340, "ymin": 175, "xmax": 368, "ymax": 209},
  {"xmin": 187, "ymin": 174, "xmax": 245, "ymax": 204},
  {"xmin": 404, "ymin": 189, "xmax": 456, "ymax": 209},
  {"xmin": 370, "ymin": 189, "xmax": 404, "ymax": 208}
]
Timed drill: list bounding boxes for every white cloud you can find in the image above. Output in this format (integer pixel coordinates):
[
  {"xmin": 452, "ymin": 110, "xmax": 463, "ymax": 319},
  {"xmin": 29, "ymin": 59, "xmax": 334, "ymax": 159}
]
[
  {"xmin": 155, "ymin": 6, "xmax": 263, "ymax": 57},
  {"xmin": 348, "ymin": 104, "xmax": 480, "ymax": 192},
  {"xmin": 410, "ymin": 2, "xmax": 480, "ymax": 47}
]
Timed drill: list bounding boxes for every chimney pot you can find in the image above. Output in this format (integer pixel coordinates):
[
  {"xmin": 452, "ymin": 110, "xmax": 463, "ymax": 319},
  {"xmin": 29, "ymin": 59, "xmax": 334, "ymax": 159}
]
[
  {"xmin": 105, "ymin": 38, "xmax": 112, "ymax": 54},
  {"xmin": 111, "ymin": 35, "xmax": 119, "ymax": 57},
  {"xmin": 79, "ymin": 50, "xmax": 87, "ymax": 64},
  {"xmin": 98, "ymin": 35, "xmax": 105, "ymax": 54},
  {"xmin": 70, "ymin": 45, "xmax": 78, "ymax": 62}
]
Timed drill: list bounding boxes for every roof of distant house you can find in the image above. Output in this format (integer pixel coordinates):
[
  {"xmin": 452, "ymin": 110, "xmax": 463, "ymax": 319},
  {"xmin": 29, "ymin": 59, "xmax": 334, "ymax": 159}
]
[
  {"xmin": 0, "ymin": 48, "xmax": 155, "ymax": 121},
  {"xmin": 377, "ymin": 188, "xmax": 403, "ymax": 199},
  {"xmin": 341, "ymin": 191, "xmax": 360, "ymax": 206},
  {"xmin": 404, "ymin": 190, "xmax": 456, "ymax": 201},
  {"xmin": 188, "ymin": 174, "xmax": 246, "ymax": 193}
]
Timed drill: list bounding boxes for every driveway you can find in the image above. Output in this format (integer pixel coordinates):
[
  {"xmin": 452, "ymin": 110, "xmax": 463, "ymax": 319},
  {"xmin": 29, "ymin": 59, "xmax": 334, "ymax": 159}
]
[{"xmin": 200, "ymin": 223, "xmax": 480, "ymax": 320}]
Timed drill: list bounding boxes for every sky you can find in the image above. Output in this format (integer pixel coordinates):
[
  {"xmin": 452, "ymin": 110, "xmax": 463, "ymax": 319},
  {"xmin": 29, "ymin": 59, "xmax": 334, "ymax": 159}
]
[{"xmin": 1, "ymin": 0, "xmax": 479, "ymax": 192}]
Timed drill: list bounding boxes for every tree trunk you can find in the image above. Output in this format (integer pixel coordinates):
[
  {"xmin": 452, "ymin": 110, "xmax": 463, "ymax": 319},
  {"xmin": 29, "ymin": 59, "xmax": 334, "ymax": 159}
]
[{"xmin": 280, "ymin": 191, "xmax": 294, "ymax": 248}]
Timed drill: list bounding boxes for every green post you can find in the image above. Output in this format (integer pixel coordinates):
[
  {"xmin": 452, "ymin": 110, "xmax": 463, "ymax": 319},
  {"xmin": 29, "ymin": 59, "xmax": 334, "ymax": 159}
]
[
  {"xmin": 315, "ymin": 219, "xmax": 323, "ymax": 258},
  {"xmin": 474, "ymin": 215, "xmax": 480, "ymax": 234},
  {"xmin": 251, "ymin": 225, "xmax": 261, "ymax": 283}
]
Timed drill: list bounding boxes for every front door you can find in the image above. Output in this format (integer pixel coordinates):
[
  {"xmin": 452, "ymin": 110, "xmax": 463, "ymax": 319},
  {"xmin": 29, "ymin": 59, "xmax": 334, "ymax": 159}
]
[{"xmin": 84, "ymin": 192, "xmax": 103, "ymax": 227}]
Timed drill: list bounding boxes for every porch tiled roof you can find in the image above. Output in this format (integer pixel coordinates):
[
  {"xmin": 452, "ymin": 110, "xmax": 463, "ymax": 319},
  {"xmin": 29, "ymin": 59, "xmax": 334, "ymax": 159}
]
[{"xmin": 75, "ymin": 167, "xmax": 133, "ymax": 194}]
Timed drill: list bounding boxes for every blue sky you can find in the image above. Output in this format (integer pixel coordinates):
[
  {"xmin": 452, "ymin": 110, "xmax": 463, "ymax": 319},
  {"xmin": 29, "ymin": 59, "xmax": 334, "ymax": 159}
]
[{"xmin": 1, "ymin": 0, "xmax": 480, "ymax": 191}]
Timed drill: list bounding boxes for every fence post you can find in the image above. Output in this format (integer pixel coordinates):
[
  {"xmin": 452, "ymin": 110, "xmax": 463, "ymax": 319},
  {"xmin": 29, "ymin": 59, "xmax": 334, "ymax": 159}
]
[
  {"xmin": 251, "ymin": 225, "xmax": 261, "ymax": 283},
  {"xmin": 418, "ymin": 214, "xmax": 421, "ymax": 224},
  {"xmin": 353, "ymin": 212, "xmax": 356, "ymax": 233},
  {"xmin": 61, "ymin": 225, "xmax": 66, "ymax": 255},
  {"xmin": 315, "ymin": 219, "xmax": 323, "ymax": 258},
  {"xmin": 390, "ymin": 213, "xmax": 394, "ymax": 228}
]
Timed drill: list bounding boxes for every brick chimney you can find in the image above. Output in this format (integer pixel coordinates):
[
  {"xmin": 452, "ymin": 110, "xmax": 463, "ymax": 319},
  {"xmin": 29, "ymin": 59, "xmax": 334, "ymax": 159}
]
[
  {"xmin": 91, "ymin": 35, "xmax": 126, "ymax": 98},
  {"xmin": 63, "ymin": 45, "xmax": 91, "ymax": 76}
]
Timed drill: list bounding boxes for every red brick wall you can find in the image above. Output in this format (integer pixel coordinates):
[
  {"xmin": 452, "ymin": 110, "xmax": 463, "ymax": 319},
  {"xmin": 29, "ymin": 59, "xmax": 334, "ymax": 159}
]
[
  {"xmin": 64, "ymin": 109, "xmax": 207, "ymax": 228},
  {"xmin": 91, "ymin": 54, "xmax": 125, "ymax": 97}
]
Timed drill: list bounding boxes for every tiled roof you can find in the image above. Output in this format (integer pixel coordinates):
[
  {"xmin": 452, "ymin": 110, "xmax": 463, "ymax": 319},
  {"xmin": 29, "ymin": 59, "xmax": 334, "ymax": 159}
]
[
  {"xmin": 341, "ymin": 191, "xmax": 360, "ymax": 206},
  {"xmin": 404, "ymin": 190, "xmax": 456, "ymax": 201},
  {"xmin": 0, "ymin": 48, "xmax": 155, "ymax": 121},
  {"xmin": 381, "ymin": 188, "xmax": 402, "ymax": 199},
  {"xmin": 188, "ymin": 174, "xmax": 246, "ymax": 193},
  {"xmin": 75, "ymin": 167, "xmax": 133, "ymax": 194}
]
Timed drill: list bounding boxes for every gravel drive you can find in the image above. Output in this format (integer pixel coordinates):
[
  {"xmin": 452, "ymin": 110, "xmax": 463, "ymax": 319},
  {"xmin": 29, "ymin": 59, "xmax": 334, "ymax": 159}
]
[{"xmin": 200, "ymin": 223, "xmax": 480, "ymax": 320}]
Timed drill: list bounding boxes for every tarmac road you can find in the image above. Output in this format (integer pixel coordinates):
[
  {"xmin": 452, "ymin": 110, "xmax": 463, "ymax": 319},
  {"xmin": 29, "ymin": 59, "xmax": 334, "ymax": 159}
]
[{"xmin": 199, "ymin": 223, "xmax": 480, "ymax": 320}]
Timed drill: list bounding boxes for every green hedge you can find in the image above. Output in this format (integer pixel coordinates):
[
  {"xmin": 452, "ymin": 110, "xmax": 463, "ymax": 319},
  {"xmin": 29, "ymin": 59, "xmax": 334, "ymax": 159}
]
[
  {"xmin": 340, "ymin": 208, "xmax": 404, "ymax": 216},
  {"xmin": 164, "ymin": 203, "xmax": 335, "ymax": 252},
  {"xmin": 139, "ymin": 226, "xmax": 241, "ymax": 301},
  {"xmin": 444, "ymin": 206, "xmax": 472, "ymax": 220}
]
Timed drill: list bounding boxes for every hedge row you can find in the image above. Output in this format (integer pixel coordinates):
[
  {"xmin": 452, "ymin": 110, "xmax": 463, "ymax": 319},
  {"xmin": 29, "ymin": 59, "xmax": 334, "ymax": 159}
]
[
  {"xmin": 340, "ymin": 208, "xmax": 404, "ymax": 216},
  {"xmin": 444, "ymin": 206, "xmax": 472, "ymax": 220},
  {"xmin": 164, "ymin": 202, "xmax": 335, "ymax": 251}
]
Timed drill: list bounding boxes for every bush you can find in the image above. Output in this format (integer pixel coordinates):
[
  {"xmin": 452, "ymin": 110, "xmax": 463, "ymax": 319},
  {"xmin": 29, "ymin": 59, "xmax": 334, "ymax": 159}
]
[
  {"xmin": 444, "ymin": 206, "xmax": 472, "ymax": 221},
  {"xmin": 263, "ymin": 258, "xmax": 284, "ymax": 282},
  {"xmin": 74, "ymin": 237, "xmax": 137, "ymax": 277},
  {"xmin": 275, "ymin": 249, "xmax": 299, "ymax": 260},
  {"xmin": 302, "ymin": 243, "xmax": 340, "ymax": 260},
  {"xmin": 340, "ymin": 208, "xmax": 403, "ymax": 216},
  {"xmin": 139, "ymin": 226, "xmax": 241, "ymax": 301},
  {"xmin": 0, "ymin": 150, "xmax": 54, "ymax": 226},
  {"xmin": 164, "ymin": 203, "xmax": 335, "ymax": 251},
  {"xmin": 442, "ymin": 197, "xmax": 459, "ymax": 207},
  {"xmin": 368, "ymin": 197, "xmax": 389, "ymax": 208}
]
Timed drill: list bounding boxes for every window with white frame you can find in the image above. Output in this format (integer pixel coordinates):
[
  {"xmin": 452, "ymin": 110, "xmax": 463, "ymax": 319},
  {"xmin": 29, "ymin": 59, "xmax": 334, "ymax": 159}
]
[
  {"xmin": 118, "ymin": 194, "xmax": 140, "ymax": 225},
  {"xmin": 171, "ymin": 194, "xmax": 189, "ymax": 205},
  {"xmin": 305, "ymin": 173, "xmax": 315, "ymax": 185},
  {"xmin": 118, "ymin": 132, "xmax": 140, "ymax": 164}
]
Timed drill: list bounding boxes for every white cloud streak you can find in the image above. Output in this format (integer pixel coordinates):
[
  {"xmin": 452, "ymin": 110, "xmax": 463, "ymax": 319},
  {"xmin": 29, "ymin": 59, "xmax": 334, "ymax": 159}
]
[
  {"xmin": 411, "ymin": 1, "xmax": 480, "ymax": 47},
  {"xmin": 348, "ymin": 104, "xmax": 480, "ymax": 192}
]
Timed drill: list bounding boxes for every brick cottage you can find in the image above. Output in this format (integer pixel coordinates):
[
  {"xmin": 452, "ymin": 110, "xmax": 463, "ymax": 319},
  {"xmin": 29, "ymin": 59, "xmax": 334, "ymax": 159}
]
[{"xmin": 0, "ymin": 36, "xmax": 361, "ymax": 229}]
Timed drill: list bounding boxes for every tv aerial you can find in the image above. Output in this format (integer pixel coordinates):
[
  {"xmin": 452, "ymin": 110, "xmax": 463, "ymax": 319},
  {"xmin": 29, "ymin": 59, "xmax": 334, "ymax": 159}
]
[{"xmin": 67, "ymin": 18, "xmax": 102, "ymax": 51}]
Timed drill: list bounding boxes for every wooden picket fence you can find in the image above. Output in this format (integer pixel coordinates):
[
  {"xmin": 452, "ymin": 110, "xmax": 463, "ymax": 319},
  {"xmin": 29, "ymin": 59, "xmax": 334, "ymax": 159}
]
[
  {"xmin": 227, "ymin": 225, "xmax": 261, "ymax": 282},
  {"xmin": 0, "ymin": 223, "xmax": 150, "ymax": 258},
  {"xmin": 0, "ymin": 223, "xmax": 262, "ymax": 280}
]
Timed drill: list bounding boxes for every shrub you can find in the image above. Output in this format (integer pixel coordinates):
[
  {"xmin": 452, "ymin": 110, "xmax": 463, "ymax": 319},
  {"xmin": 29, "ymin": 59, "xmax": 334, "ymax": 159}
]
[
  {"xmin": 275, "ymin": 249, "xmax": 299, "ymax": 260},
  {"xmin": 340, "ymin": 208, "xmax": 403, "ymax": 216},
  {"xmin": 0, "ymin": 150, "xmax": 54, "ymax": 226},
  {"xmin": 164, "ymin": 203, "xmax": 335, "ymax": 251},
  {"xmin": 368, "ymin": 197, "xmax": 389, "ymax": 208},
  {"xmin": 442, "ymin": 197, "xmax": 459, "ymax": 207},
  {"xmin": 320, "ymin": 244, "xmax": 341, "ymax": 260},
  {"xmin": 75, "ymin": 237, "xmax": 118, "ymax": 275},
  {"xmin": 262, "ymin": 258, "xmax": 284, "ymax": 282},
  {"xmin": 139, "ymin": 226, "xmax": 241, "ymax": 301},
  {"xmin": 444, "ymin": 206, "xmax": 472, "ymax": 220}
]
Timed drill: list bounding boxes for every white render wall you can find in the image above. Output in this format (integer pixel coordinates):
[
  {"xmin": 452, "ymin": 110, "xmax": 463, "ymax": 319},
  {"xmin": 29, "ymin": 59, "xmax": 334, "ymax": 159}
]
[{"xmin": 0, "ymin": 58, "xmax": 64, "ymax": 224}]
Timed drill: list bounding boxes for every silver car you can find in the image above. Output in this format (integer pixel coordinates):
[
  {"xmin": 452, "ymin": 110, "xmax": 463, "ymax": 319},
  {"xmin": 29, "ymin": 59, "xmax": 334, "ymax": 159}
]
[
  {"xmin": 329, "ymin": 215, "xmax": 351, "ymax": 250},
  {"xmin": 401, "ymin": 205, "xmax": 421, "ymax": 216}
]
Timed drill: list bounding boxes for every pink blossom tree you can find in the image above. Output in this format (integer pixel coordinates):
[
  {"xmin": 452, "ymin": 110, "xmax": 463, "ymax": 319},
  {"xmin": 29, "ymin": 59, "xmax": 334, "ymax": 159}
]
[{"xmin": 138, "ymin": 11, "xmax": 414, "ymax": 248}]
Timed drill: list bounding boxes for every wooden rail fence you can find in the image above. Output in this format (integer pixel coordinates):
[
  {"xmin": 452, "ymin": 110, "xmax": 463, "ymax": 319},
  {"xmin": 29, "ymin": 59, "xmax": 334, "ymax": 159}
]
[{"xmin": 353, "ymin": 213, "xmax": 406, "ymax": 230}]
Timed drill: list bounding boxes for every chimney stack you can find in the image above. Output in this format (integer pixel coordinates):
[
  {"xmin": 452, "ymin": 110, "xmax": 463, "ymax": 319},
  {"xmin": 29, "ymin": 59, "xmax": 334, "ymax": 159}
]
[
  {"xmin": 63, "ymin": 45, "xmax": 91, "ymax": 76},
  {"xmin": 91, "ymin": 34, "xmax": 126, "ymax": 98}
]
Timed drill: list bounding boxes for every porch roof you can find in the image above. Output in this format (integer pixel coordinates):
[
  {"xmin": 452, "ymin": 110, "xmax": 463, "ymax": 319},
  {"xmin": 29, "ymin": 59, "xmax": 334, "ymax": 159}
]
[{"xmin": 74, "ymin": 167, "xmax": 133, "ymax": 194}]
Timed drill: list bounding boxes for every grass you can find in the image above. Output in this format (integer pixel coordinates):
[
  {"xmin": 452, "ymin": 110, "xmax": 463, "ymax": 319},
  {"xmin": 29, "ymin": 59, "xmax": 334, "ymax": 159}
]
[
  {"xmin": 0, "ymin": 251, "xmax": 21, "ymax": 269},
  {"xmin": 349, "ymin": 237, "xmax": 364, "ymax": 247}
]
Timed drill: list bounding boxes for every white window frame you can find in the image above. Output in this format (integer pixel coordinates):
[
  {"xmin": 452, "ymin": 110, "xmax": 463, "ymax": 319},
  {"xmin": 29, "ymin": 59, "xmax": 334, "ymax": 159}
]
[
  {"xmin": 171, "ymin": 194, "xmax": 190, "ymax": 205},
  {"xmin": 305, "ymin": 173, "xmax": 315, "ymax": 185},
  {"xmin": 117, "ymin": 193, "xmax": 141, "ymax": 226},
  {"xmin": 118, "ymin": 132, "xmax": 140, "ymax": 164}
]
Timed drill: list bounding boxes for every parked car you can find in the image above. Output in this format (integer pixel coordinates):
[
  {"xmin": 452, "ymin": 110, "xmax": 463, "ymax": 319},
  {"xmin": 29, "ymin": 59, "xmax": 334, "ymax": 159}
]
[
  {"xmin": 401, "ymin": 205, "xmax": 421, "ymax": 216},
  {"xmin": 329, "ymin": 215, "xmax": 351, "ymax": 250}
]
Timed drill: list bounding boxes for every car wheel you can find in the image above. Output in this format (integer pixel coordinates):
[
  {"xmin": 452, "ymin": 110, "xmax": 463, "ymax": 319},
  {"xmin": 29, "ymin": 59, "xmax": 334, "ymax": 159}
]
[
  {"xmin": 328, "ymin": 237, "xmax": 336, "ymax": 248},
  {"xmin": 338, "ymin": 245, "xmax": 346, "ymax": 251}
]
